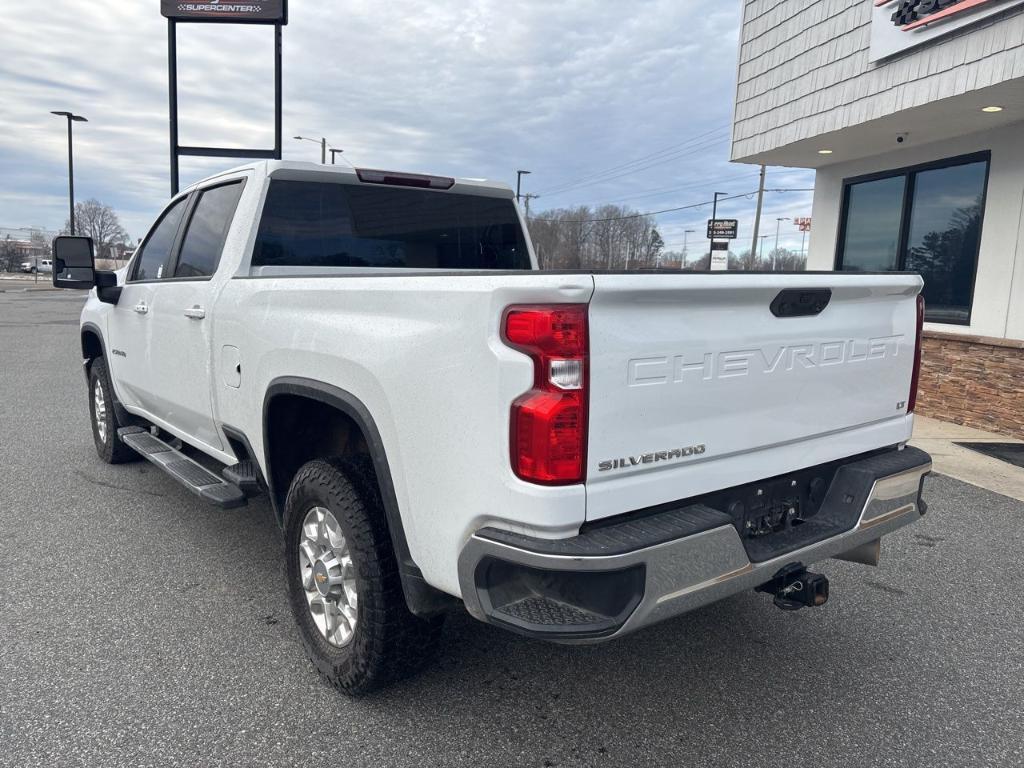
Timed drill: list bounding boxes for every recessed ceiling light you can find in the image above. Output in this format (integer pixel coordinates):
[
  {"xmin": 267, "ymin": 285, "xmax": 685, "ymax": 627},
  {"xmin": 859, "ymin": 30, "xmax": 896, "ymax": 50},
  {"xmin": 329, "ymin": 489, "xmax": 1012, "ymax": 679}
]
[
  {"xmin": 981, "ymin": 105, "xmax": 1003, "ymax": 112},
  {"xmin": 817, "ymin": 149, "xmax": 833, "ymax": 154}
]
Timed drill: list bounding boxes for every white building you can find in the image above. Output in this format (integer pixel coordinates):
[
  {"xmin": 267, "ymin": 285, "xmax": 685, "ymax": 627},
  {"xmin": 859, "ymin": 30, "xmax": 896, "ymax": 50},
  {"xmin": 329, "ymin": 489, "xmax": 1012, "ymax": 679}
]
[{"xmin": 732, "ymin": 0, "xmax": 1024, "ymax": 437}]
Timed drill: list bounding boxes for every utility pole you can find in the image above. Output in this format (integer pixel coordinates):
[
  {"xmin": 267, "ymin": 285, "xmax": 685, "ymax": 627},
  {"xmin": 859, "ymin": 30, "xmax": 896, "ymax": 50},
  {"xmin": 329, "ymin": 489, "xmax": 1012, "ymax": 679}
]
[
  {"xmin": 516, "ymin": 170, "xmax": 531, "ymax": 203},
  {"xmin": 682, "ymin": 229, "xmax": 694, "ymax": 267},
  {"xmin": 51, "ymin": 111, "xmax": 87, "ymax": 235},
  {"xmin": 522, "ymin": 193, "xmax": 538, "ymax": 220},
  {"xmin": 750, "ymin": 164, "xmax": 765, "ymax": 261}
]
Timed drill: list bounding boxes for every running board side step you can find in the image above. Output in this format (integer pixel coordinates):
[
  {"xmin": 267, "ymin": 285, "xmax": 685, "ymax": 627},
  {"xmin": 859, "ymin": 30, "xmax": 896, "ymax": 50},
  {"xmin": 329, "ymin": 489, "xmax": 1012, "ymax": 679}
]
[{"xmin": 118, "ymin": 427, "xmax": 247, "ymax": 509}]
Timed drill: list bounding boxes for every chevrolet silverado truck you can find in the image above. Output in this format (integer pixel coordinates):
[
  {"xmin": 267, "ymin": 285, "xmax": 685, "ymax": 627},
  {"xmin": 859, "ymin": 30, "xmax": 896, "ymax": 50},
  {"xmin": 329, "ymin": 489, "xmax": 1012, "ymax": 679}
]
[{"xmin": 52, "ymin": 161, "xmax": 932, "ymax": 695}]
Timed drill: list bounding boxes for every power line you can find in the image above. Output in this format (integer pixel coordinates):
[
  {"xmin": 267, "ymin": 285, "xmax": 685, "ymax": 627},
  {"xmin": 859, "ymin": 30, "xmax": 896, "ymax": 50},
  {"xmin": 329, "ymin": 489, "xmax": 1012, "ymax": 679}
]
[
  {"xmin": 534, "ymin": 126, "xmax": 732, "ymax": 197},
  {"xmin": 533, "ymin": 124, "xmax": 729, "ymax": 194},
  {"xmin": 531, "ymin": 187, "xmax": 815, "ymax": 224},
  {"xmin": 536, "ymin": 134, "xmax": 732, "ymax": 197},
  {"xmin": 568, "ymin": 172, "xmax": 762, "ymax": 208}
]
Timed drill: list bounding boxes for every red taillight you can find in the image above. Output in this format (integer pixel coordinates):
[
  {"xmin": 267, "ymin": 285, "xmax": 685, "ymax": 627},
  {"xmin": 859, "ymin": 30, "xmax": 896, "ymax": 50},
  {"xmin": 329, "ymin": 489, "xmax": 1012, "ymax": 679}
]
[
  {"xmin": 503, "ymin": 305, "xmax": 588, "ymax": 485},
  {"xmin": 908, "ymin": 293, "xmax": 925, "ymax": 413}
]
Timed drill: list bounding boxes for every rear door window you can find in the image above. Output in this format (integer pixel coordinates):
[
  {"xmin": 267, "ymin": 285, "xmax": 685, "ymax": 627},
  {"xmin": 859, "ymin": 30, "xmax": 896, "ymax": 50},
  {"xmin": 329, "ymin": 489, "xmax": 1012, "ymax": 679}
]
[
  {"xmin": 131, "ymin": 197, "xmax": 188, "ymax": 281},
  {"xmin": 252, "ymin": 180, "xmax": 530, "ymax": 270},
  {"xmin": 174, "ymin": 181, "xmax": 245, "ymax": 278}
]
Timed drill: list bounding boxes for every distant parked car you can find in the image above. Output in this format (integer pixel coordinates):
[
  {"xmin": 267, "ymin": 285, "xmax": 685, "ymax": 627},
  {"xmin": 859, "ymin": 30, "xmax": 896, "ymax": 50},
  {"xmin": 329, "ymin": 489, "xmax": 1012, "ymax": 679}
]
[{"xmin": 19, "ymin": 259, "xmax": 52, "ymax": 274}]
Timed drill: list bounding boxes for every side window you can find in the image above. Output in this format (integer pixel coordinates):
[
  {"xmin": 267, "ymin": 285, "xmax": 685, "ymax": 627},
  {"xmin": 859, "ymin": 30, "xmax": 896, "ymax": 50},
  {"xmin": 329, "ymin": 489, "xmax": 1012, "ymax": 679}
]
[
  {"xmin": 132, "ymin": 197, "xmax": 188, "ymax": 281},
  {"xmin": 174, "ymin": 181, "xmax": 245, "ymax": 278}
]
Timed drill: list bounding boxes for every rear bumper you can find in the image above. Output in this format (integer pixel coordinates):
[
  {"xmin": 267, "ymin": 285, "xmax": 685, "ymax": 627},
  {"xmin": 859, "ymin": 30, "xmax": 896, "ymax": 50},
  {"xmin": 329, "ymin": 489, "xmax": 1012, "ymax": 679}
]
[{"xmin": 458, "ymin": 446, "xmax": 932, "ymax": 643}]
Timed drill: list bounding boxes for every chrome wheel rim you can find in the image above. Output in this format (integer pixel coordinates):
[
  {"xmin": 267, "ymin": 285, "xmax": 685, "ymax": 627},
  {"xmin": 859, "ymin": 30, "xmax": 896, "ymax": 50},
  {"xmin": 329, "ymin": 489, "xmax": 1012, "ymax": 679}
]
[
  {"xmin": 299, "ymin": 506, "xmax": 358, "ymax": 647},
  {"xmin": 93, "ymin": 379, "xmax": 107, "ymax": 444}
]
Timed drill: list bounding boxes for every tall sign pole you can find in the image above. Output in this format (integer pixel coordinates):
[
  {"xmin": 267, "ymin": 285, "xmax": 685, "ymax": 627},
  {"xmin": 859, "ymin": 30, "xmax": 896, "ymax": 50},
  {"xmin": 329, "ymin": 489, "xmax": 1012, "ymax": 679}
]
[
  {"xmin": 707, "ymin": 192, "xmax": 731, "ymax": 271},
  {"xmin": 163, "ymin": 1, "xmax": 288, "ymax": 195}
]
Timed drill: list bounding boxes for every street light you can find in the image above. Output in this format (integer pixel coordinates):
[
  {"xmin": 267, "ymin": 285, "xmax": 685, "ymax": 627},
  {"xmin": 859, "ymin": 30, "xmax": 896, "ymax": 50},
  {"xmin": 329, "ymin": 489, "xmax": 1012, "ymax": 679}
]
[
  {"xmin": 294, "ymin": 135, "xmax": 327, "ymax": 164},
  {"xmin": 682, "ymin": 229, "xmax": 695, "ymax": 267},
  {"xmin": 774, "ymin": 217, "xmax": 791, "ymax": 255},
  {"xmin": 51, "ymin": 111, "xmax": 87, "ymax": 235},
  {"xmin": 516, "ymin": 170, "xmax": 531, "ymax": 203}
]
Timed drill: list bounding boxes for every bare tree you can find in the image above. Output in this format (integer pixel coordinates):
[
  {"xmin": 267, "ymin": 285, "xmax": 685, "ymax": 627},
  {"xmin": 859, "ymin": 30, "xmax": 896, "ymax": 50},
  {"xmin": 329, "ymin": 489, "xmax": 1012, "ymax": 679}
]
[
  {"xmin": 63, "ymin": 199, "xmax": 131, "ymax": 259},
  {"xmin": 29, "ymin": 229, "xmax": 51, "ymax": 257},
  {"xmin": 0, "ymin": 235, "xmax": 17, "ymax": 272},
  {"xmin": 527, "ymin": 205, "xmax": 665, "ymax": 270}
]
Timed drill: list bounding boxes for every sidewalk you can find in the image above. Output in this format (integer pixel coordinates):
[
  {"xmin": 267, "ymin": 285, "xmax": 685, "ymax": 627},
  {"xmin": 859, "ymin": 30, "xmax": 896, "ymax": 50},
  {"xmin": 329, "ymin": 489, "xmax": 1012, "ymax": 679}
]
[
  {"xmin": 0, "ymin": 277, "xmax": 60, "ymax": 292},
  {"xmin": 911, "ymin": 415, "xmax": 1024, "ymax": 502}
]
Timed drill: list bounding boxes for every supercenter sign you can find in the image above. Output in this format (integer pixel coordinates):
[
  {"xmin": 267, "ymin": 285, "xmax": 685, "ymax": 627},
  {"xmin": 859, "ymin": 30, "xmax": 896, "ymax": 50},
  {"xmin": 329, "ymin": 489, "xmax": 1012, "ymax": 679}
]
[
  {"xmin": 870, "ymin": 0, "xmax": 1024, "ymax": 61},
  {"xmin": 161, "ymin": 0, "xmax": 287, "ymax": 23}
]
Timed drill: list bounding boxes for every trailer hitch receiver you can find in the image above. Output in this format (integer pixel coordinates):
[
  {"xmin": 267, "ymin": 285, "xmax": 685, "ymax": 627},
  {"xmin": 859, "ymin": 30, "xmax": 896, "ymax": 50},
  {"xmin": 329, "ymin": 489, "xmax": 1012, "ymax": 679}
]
[{"xmin": 756, "ymin": 562, "xmax": 829, "ymax": 611}]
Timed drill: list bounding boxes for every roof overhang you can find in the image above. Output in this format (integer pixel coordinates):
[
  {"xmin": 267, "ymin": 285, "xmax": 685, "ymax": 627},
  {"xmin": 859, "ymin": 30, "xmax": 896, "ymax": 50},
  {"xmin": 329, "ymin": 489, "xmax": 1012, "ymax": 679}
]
[{"xmin": 732, "ymin": 79, "xmax": 1024, "ymax": 169}]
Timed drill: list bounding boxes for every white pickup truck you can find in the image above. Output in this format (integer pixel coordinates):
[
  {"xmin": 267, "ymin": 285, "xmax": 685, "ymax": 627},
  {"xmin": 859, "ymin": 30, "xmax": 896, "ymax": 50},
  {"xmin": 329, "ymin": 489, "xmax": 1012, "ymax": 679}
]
[{"xmin": 53, "ymin": 161, "xmax": 931, "ymax": 695}]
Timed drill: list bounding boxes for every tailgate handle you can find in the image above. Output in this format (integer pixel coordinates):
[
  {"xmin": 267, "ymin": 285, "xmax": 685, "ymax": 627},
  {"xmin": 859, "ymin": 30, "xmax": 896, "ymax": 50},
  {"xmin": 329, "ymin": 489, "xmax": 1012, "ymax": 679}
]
[{"xmin": 770, "ymin": 288, "xmax": 831, "ymax": 318}]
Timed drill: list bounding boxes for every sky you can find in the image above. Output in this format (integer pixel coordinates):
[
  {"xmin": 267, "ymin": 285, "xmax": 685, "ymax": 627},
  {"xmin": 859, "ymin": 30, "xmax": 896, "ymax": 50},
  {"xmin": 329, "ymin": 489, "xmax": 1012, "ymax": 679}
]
[{"xmin": 0, "ymin": 0, "xmax": 815, "ymax": 256}]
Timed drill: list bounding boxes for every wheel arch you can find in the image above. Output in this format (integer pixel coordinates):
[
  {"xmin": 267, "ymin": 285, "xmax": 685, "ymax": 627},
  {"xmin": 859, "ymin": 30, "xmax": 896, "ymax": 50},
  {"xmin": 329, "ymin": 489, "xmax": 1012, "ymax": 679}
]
[
  {"xmin": 262, "ymin": 377, "xmax": 454, "ymax": 616},
  {"xmin": 81, "ymin": 323, "xmax": 105, "ymax": 367},
  {"xmin": 81, "ymin": 322, "xmax": 137, "ymax": 428}
]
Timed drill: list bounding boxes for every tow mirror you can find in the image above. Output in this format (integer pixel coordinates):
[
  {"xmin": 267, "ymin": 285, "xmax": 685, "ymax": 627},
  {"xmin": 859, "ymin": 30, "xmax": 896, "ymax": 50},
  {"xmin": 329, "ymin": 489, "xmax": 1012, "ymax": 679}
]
[
  {"xmin": 52, "ymin": 236, "xmax": 96, "ymax": 289},
  {"xmin": 52, "ymin": 235, "xmax": 121, "ymax": 304}
]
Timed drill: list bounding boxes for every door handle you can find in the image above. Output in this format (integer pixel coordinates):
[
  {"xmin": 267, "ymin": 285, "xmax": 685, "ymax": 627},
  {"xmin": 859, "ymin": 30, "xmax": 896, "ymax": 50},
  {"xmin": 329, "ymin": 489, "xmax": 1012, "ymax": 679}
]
[
  {"xmin": 184, "ymin": 305, "xmax": 206, "ymax": 320},
  {"xmin": 133, "ymin": 301, "xmax": 148, "ymax": 314}
]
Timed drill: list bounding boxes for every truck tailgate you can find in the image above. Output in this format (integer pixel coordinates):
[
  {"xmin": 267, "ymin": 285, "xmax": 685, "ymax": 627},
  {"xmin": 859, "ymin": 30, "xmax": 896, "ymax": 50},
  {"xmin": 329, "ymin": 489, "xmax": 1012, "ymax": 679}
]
[{"xmin": 585, "ymin": 273, "xmax": 922, "ymax": 520}]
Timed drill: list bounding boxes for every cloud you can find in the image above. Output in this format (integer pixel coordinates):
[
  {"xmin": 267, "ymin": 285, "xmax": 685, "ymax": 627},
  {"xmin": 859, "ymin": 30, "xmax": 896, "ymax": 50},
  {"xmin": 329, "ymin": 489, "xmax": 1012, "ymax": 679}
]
[{"xmin": 0, "ymin": 0, "xmax": 813, "ymax": 251}]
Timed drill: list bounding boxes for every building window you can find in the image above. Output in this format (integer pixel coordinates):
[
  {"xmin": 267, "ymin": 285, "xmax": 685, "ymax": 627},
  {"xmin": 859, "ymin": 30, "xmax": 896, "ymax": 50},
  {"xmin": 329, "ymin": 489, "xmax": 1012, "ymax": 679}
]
[{"xmin": 836, "ymin": 152, "xmax": 989, "ymax": 325}]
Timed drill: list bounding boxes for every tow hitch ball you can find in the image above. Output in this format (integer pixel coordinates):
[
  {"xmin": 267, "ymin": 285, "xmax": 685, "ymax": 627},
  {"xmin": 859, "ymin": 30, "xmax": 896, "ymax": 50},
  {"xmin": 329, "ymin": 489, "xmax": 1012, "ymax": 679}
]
[{"xmin": 756, "ymin": 562, "xmax": 829, "ymax": 611}]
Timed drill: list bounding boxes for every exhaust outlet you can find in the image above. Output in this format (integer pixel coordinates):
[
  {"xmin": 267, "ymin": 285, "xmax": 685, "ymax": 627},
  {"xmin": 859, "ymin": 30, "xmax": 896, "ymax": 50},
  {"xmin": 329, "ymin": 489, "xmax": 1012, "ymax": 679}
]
[{"xmin": 756, "ymin": 562, "xmax": 829, "ymax": 611}]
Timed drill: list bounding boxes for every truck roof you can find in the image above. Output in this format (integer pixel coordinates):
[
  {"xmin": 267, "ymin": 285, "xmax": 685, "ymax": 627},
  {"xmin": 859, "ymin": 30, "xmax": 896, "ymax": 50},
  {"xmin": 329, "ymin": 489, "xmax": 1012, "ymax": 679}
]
[{"xmin": 184, "ymin": 160, "xmax": 515, "ymax": 198}]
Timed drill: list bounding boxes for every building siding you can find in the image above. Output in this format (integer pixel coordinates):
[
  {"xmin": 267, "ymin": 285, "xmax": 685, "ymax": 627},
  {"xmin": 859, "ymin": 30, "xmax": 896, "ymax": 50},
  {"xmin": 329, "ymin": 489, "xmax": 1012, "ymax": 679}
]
[
  {"xmin": 917, "ymin": 332, "xmax": 1024, "ymax": 438},
  {"xmin": 732, "ymin": 0, "xmax": 1024, "ymax": 160}
]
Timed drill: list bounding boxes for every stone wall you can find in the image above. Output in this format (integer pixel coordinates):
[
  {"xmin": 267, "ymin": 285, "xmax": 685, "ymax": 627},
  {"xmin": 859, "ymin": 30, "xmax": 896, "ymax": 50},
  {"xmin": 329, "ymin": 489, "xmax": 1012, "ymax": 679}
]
[{"xmin": 916, "ymin": 331, "xmax": 1024, "ymax": 439}]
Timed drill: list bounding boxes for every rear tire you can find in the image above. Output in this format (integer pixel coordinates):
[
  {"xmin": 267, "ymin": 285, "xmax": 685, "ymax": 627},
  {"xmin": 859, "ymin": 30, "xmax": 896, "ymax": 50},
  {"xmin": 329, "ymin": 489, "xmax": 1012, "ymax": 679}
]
[
  {"xmin": 284, "ymin": 456, "xmax": 443, "ymax": 695},
  {"xmin": 88, "ymin": 357, "xmax": 137, "ymax": 464}
]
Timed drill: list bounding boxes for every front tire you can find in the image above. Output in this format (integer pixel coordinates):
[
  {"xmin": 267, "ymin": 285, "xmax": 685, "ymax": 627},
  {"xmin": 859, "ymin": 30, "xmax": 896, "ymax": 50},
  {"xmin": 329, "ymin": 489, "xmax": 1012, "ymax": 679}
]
[
  {"xmin": 88, "ymin": 357, "xmax": 137, "ymax": 464},
  {"xmin": 284, "ymin": 457, "xmax": 443, "ymax": 695}
]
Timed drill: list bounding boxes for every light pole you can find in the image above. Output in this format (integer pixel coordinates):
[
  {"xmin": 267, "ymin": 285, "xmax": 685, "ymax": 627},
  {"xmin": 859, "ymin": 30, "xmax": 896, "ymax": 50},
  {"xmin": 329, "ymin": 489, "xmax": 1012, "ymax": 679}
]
[
  {"xmin": 682, "ymin": 229, "xmax": 695, "ymax": 267},
  {"xmin": 51, "ymin": 111, "xmax": 87, "ymax": 235},
  {"xmin": 773, "ymin": 217, "xmax": 790, "ymax": 271},
  {"xmin": 516, "ymin": 170, "xmax": 531, "ymax": 203},
  {"xmin": 294, "ymin": 135, "xmax": 327, "ymax": 164}
]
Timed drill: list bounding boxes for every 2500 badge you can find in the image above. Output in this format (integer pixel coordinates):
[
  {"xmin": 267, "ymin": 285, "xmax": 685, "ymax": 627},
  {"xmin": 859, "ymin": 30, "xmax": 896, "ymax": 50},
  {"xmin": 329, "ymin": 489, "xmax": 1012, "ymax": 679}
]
[{"xmin": 598, "ymin": 444, "xmax": 706, "ymax": 472}]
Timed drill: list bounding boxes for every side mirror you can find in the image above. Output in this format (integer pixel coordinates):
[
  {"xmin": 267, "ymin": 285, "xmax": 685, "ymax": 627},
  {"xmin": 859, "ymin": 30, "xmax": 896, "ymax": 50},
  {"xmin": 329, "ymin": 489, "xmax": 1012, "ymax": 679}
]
[
  {"xmin": 52, "ymin": 236, "xmax": 96, "ymax": 289},
  {"xmin": 53, "ymin": 235, "xmax": 121, "ymax": 304}
]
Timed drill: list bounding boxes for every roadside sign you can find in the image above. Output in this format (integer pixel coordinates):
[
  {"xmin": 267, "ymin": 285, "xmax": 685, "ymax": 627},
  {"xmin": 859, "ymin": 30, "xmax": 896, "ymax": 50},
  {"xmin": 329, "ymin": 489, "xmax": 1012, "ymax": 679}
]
[
  {"xmin": 161, "ymin": 0, "xmax": 288, "ymax": 23},
  {"xmin": 706, "ymin": 219, "xmax": 738, "ymax": 240},
  {"xmin": 794, "ymin": 217, "xmax": 812, "ymax": 232},
  {"xmin": 709, "ymin": 241, "xmax": 729, "ymax": 271}
]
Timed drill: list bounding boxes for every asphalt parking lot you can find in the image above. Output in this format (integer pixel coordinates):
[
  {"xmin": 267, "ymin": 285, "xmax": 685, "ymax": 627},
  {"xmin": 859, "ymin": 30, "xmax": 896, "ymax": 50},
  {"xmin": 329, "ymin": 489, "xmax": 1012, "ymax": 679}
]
[{"xmin": 1, "ymin": 290, "xmax": 1022, "ymax": 767}]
